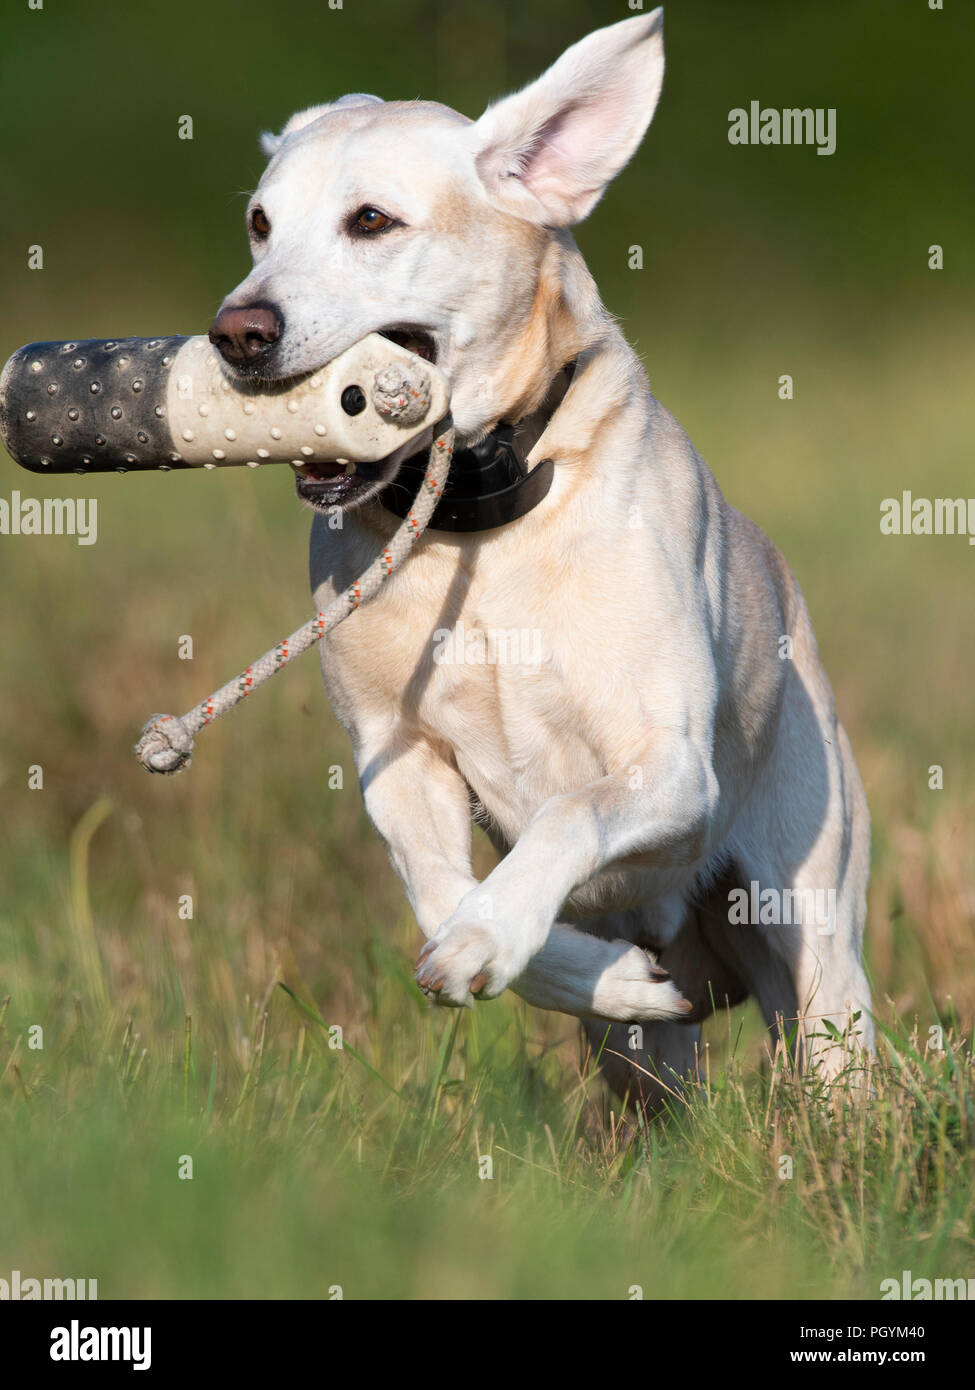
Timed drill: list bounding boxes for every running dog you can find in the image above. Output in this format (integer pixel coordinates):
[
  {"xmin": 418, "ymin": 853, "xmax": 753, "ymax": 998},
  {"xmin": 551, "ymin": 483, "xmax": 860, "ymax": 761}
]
[{"xmin": 208, "ymin": 9, "xmax": 873, "ymax": 1107}]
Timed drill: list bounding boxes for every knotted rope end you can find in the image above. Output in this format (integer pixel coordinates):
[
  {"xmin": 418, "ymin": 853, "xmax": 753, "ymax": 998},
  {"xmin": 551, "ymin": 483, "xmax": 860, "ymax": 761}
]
[{"xmin": 135, "ymin": 714, "xmax": 194, "ymax": 775}]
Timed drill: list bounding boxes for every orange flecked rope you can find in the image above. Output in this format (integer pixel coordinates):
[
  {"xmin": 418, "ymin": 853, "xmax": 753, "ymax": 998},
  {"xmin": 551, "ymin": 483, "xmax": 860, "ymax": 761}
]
[{"xmin": 134, "ymin": 418, "xmax": 454, "ymax": 774}]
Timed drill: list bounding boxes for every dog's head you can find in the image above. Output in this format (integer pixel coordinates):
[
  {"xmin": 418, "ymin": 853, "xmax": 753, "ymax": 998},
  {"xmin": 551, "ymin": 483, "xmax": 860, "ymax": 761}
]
[{"xmin": 209, "ymin": 10, "xmax": 664, "ymax": 511}]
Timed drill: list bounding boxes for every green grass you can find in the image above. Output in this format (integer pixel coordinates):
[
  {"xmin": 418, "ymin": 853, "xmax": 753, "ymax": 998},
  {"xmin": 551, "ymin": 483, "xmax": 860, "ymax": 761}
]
[
  {"xmin": 1, "ymin": 944, "xmax": 972, "ymax": 1299},
  {"xmin": 1, "ymin": 739, "xmax": 973, "ymax": 1300}
]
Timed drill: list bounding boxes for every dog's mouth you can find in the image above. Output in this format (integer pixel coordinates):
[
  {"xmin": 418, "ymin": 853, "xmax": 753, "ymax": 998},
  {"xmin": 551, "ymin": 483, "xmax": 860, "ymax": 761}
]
[
  {"xmin": 292, "ymin": 456, "xmax": 380, "ymax": 511},
  {"xmin": 377, "ymin": 326, "xmax": 438, "ymax": 364},
  {"xmin": 293, "ymin": 325, "xmax": 438, "ymax": 512}
]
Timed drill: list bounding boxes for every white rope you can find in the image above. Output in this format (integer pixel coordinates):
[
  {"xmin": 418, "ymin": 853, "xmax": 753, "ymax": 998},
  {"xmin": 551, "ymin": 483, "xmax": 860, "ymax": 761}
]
[{"xmin": 135, "ymin": 418, "xmax": 454, "ymax": 774}]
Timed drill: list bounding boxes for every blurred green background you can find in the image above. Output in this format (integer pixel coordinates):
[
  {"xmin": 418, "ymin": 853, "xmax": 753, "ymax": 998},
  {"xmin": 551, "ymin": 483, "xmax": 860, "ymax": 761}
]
[{"xmin": 0, "ymin": 0, "xmax": 973, "ymax": 1300}]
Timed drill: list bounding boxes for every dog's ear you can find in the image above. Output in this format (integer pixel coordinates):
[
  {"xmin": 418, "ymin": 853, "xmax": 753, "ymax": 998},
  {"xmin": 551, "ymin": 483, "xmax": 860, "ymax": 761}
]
[
  {"xmin": 260, "ymin": 94, "xmax": 384, "ymax": 156},
  {"xmin": 469, "ymin": 10, "xmax": 664, "ymax": 227}
]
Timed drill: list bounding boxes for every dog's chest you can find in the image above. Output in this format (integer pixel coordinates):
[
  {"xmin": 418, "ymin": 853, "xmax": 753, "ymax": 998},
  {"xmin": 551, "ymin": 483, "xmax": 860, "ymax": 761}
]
[
  {"xmin": 438, "ymin": 580, "xmax": 657, "ymax": 842},
  {"xmin": 314, "ymin": 509, "xmax": 677, "ymax": 840},
  {"xmin": 325, "ymin": 546, "xmax": 624, "ymax": 837},
  {"xmin": 421, "ymin": 636, "xmax": 607, "ymax": 836}
]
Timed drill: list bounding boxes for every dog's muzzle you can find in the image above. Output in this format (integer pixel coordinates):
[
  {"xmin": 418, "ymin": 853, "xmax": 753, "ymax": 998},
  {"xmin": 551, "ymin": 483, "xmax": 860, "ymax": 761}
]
[{"xmin": 0, "ymin": 334, "xmax": 449, "ymax": 475}]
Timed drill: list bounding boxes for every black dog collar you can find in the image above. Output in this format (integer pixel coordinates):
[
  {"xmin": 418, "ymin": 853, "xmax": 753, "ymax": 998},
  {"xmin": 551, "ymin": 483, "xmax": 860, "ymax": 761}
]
[{"xmin": 379, "ymin": 362, "xmax": 576, "ymax": 533}]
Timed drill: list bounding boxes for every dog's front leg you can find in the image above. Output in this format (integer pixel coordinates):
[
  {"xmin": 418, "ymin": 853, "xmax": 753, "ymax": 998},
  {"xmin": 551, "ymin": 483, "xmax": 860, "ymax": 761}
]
[
  {"xmin": 416, "ymin": 735, "xmax": 719, "ymax": 1011},
  {"xmin": 358, "ymin": 732, "xmax": 692, "ymax": 1022},
  {"xmin": 356, "ymin": 733, "xmax": 480, "ymax": 938}
]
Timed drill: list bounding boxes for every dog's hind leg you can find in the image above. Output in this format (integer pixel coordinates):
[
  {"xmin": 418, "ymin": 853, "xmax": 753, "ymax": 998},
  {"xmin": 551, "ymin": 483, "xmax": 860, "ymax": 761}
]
[
  {"xmin": 580, "ymin": 881, "xmax": 749, "ymax": 1115},
  {"xmin": 714, "ymin": 726, "xmax": 874, "ymax": 1076},
  {"xmin": 582, "ymin": 1017, "xmax": 699, "ymax": 1119},
  {"xmin": 766, "ymin": 726, "xmax": 874, "ymax": 1073}
]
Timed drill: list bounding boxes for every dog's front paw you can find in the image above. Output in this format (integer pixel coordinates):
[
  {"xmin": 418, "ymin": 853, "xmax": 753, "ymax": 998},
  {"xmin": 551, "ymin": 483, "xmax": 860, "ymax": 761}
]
[
  {"xmin": 589, "ymin": 944, "xmax": 695, "ymax": 1023},
  {"xmin": 415, "ymin": 922, "xmax": 516, "ymax": 1008}
]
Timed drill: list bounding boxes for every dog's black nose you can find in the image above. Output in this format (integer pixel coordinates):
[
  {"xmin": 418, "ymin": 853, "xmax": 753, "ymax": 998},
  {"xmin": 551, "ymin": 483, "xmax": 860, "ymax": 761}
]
[{"xmin": 208, "ymin": 302, "xmax": 283, "ymax": 365}]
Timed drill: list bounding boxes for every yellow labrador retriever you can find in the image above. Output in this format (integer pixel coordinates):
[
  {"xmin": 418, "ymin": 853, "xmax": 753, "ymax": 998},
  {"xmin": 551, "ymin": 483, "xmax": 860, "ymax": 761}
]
[{"xmin": 209, "ymin": 9, "xmax": 872, "ymax": 1106}]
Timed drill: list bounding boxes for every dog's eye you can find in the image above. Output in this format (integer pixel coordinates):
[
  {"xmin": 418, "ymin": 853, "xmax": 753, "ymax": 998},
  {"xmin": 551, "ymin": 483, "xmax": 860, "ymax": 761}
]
[
  {"xmin": 351, "ymin": 206, "xmax": 396, "ymax": 235},
  {"xmin": 250, "ymin": 207, "xmax": 271, "ymax": 241}
]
